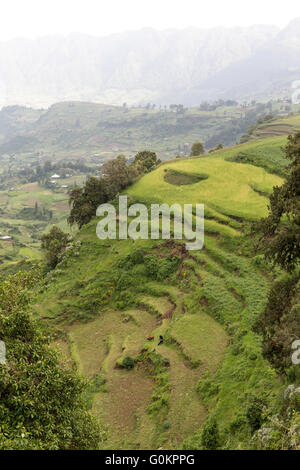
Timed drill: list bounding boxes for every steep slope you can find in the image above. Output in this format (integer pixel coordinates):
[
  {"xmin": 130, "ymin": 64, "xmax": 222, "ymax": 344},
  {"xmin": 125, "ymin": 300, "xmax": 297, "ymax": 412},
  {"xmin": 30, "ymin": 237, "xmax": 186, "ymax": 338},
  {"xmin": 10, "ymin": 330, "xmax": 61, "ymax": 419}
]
[
  {"xmin": 33, "ymin": 146, "xmax": 286, "ymax": 449},
  {"xmin": 204, "ymin": 19, "xmax": 300, "ymax": 102}
]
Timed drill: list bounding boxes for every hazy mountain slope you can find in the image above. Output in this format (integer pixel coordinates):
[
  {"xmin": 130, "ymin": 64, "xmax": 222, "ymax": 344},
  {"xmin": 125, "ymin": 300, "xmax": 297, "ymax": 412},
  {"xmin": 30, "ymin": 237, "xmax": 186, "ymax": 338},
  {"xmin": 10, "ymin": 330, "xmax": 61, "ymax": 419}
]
[
  {"xmin": 200, "ymin": 18, "xmax": 300, "ymax": 102},
  {"xmin": 0, "ymin": 24, "xmax": 281, "ymax": 107}
]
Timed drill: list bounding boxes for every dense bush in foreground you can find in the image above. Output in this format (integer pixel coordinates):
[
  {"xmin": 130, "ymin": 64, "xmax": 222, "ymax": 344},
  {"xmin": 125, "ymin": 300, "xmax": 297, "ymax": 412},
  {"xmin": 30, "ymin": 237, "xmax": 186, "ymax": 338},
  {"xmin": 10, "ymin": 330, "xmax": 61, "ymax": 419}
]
[{"xmin": 0, "ymin": 269, "xmax": 103, "ymax": 449}]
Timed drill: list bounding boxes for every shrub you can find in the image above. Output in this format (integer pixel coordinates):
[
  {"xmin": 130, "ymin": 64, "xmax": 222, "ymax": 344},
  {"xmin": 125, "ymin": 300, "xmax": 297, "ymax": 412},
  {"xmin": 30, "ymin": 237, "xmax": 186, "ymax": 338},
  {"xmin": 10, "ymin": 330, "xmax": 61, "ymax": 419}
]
[
  {"xmin": 190, "ymin": 142, "xmax": 205, "ymax": 156},
  {"xmin": 144, "ymin": 255, "xmax": 181, "ymax": 281},
  {"xmin": 41, "ymin": 226, "xmax": 70, "ymax": 269},
  {"xmin": 201, "ymin": 416, "xmax": 221, "ymax": 450},
  {"xmin": 246, "ymin": 396, "xmax": 265, "ymax": 432},
  {"xmin": 122, "ymin": 356, "xmax": 135, "ymax": 370}
]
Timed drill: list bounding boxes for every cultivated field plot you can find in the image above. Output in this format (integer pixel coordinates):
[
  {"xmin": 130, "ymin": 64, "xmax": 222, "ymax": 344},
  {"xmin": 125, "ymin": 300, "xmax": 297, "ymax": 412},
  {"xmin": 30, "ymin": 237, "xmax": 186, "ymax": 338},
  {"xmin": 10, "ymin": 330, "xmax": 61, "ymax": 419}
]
[{"xmin": 0, "ymin": 181, "xmax": 73, "ymax": 269}]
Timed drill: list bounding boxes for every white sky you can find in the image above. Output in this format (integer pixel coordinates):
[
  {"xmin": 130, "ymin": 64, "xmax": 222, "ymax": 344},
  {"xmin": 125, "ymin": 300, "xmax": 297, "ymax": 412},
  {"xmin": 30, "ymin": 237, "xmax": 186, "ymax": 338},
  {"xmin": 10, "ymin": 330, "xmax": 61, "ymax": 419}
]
[{"xmin": 0, "ymin": 0, "xmax": 300, "ymax": 41}]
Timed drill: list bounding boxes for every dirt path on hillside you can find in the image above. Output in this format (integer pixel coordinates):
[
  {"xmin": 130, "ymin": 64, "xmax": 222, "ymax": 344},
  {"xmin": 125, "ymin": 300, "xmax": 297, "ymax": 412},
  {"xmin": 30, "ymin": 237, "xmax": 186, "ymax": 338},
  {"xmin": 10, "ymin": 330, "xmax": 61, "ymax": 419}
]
[
  {"xmin": 158, "ymin": 342, "xmax": 207, "ymax": 448},
  {"xmin": 93, "ymin": 332, "xmax": 155, "ymax": 449}
]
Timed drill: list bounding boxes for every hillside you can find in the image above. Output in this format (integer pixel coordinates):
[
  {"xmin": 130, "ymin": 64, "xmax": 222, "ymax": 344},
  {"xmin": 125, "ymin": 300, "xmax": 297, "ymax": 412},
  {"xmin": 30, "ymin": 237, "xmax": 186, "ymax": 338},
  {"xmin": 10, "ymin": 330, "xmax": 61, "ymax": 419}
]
[
  {"xmin": 0, "ymin": 101, "xmax": 280, "ymax": 270},
  {"xmin": 0, "ymin": 101, "xmax": 268, "ymax": 163},
  {"xmin": 32, "ymin": 141, "xmax": 295, "ymax": 450},
  {"xmin": 1, "ymin": 101, "xmax": 300, "ymax": 167},
  {"xmin": 1, "ymin": 108, "xmax": 299, "ymax": 268},
  {"xmin": 231, "ymin": 113, "xmax": 300, "ymax": 176},
  {"xmin": 252, "ymin": 113, "xmax": 300, "ymax": 140},
  {"xmin": 0, "ymin": 115, "xmax": 291, "ymax": 271}
]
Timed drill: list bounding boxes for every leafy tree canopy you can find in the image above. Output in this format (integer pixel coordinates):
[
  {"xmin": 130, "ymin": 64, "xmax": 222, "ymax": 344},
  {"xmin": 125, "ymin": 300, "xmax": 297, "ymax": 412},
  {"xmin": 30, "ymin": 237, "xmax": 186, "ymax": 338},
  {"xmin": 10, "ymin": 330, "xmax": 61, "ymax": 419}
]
[
  {"xmin": 41, "ymin": 226, "xmax": 70, "ymax": 269},
  {"xmin": 190, "ymin": 142, "xmax": 205, "ymax": 157},
  {"xmin": 0, "ymin": 269, "xmax": 103, "ymax": 449},
  {"xmin": 255, "ymin": 132, "xmax": 300, "ymax": 272},
  {"xmin": 68, "ymin": 151, "xmax": 158, "ymax": 228},
  {"xmin": 133, "ymin": 150, "xmax": 158, "ymax": 172}
]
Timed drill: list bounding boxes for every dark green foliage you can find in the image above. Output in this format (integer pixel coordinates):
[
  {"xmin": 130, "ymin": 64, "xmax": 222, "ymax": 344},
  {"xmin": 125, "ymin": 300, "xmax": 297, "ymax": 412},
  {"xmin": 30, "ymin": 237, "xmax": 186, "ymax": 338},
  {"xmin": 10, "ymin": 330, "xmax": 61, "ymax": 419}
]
[
  {"xmin": 0, "ymin": 270, "xmax": 102, "ymax": 449},
  {"xmin": 144, "ymin": 255, "xmax": 181, "ymax": 281},
  {"xmin": 68, "ymin": 152, "xmax": 159, "ymax": 229},
  {"xmin": 255, "ymin": 132, "xmax": 300, "ymax": 272},
  {"xmin": 133, "ymin": 150, "xmax": 158, "ymax": 172},
  {"xmin": 245, "ymin": 396, "xmax": 265, "ymax": 432},
  {"xmin": 68, "ymin": 176, "xmax": 109, "ymax": 228},
  {"xmin": 200, "ymin": 416, "xmax": 221, "ymax": 450},
  {"xmin": 17, "ymin": 205, "xmax": 53, "ymax": 221},
  {"xmin": 163, "ymin": 168, "xmax": 208, "ymax": 186},
  {"xmin": 102, "ymin": 154, "xmax": 135, "ymax": 198},
  {"xmin": 197, "ymin": 378, "xmax": 219, "ymax": 399},
  {"xmin": 122, "ymin": 356, "xmax": 135, "ymax": 370},
  {"xmin": 84, "ymin": 374, "xmax": 107, "ymax": 409},
  {"xmin": 115, "ymin": 272, "xmax": 135, "ymax": 291},
  {"xmin": 255, "ymin": 273, "xmax": 300, "ymax": 373},
  {"xmin": 253, "ymin": 132, "xmax": 300, "ymax": 374},
  {"xmin": 190, "ymin": 142, "xmax": 205, "ymax": 156},
  {"xmin": 41, "ymin": 226, "xmax": 69, "ymax": 269},
  {"xmin": 227, "ymin": 146, "xmax": 288, "ymax": 177},
  {"xmin": 119, "ymin": 250, "xmax": 144, "ymax": 270}
]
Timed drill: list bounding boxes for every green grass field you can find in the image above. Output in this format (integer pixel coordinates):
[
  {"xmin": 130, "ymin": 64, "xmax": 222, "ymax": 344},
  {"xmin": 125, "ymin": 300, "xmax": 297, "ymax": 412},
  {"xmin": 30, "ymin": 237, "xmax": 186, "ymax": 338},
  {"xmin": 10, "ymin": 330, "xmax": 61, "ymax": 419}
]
[
  {"xmin": 0, "ymin": 179, "xmax": 82, "ymax": 270},
  {"xmin": 127, "ymin": 145, "xmax": 283, "ymax": 221}
]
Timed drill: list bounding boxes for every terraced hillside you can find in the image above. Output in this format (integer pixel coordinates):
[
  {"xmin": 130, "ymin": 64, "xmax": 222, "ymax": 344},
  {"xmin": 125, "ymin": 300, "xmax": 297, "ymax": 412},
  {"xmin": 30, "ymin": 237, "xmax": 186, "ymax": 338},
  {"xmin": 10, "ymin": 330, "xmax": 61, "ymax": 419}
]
[
  {"xmin": 236, "ymin": 113, "xmax": 300, "ymax": 175},
  {"xmin": 252, "ymin": 114, "xmax": 300, "ymax": 139},
  {"xmin": 0, "ymin": 128, "xmax": 287, "ymax": 272},
  {"xmin": 2, "ymin": 109, "xmax": 300, "ymax": 274},
  {"xmin": 33, "ymin": 146, "xmax": 286, "ymax": 449}
]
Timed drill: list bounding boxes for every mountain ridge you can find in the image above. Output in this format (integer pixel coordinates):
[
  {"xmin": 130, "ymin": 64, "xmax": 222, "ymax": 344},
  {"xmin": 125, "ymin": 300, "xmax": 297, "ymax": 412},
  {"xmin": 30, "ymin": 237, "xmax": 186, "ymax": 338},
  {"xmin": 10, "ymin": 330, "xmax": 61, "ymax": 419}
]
[{"xmin": 2, "ymin": 22, "xmax": 299, "ymax": 108}]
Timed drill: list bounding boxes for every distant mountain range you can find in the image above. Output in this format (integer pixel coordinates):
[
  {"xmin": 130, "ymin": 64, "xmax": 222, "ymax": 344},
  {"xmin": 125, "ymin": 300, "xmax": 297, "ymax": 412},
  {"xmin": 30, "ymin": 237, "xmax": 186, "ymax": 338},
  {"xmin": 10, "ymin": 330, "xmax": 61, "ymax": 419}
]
[{"xmin": 1, "ymin": 19, "xmax": 300, "ymax": 108}]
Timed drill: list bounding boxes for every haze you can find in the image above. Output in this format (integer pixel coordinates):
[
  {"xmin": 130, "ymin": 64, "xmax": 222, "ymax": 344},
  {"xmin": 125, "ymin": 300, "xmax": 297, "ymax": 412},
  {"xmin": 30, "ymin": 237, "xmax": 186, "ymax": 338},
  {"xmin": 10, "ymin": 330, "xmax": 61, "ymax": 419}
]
[{"xmin": 1, "ymin": 0, "xmax": 300, "ymax": 41}]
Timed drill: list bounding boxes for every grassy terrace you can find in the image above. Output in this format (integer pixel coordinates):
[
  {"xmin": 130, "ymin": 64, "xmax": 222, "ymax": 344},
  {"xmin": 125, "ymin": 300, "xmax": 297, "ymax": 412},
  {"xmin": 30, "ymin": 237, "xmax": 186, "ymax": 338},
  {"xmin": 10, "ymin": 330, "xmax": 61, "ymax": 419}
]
[{"xmin": 33, "ymin": 138, "xmax": 284, "ymax": 449}]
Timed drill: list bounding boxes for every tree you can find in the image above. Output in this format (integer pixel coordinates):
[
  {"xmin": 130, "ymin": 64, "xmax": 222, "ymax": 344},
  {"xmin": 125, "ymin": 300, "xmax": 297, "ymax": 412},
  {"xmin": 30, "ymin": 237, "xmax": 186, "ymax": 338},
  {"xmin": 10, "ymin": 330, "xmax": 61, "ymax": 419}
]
[
  {"xmin": 190, "ymin": 142, "xmax": 205, "ymax": 157},
  {"xmin": 255, "ymin": 132, "xmax": 300, "ymax": 272},
  {"xmin": 0, "ymin": 269, "xmax": 103, "ymax": 449},
  {"xmin": 41, "ymin": 226, "xmax": 69, "ymax": 269},
  {"xmin": 255, "ymin": 273, "xmax": 300, "ymax": 372},
  {"xmin": 68, "ymin": 153, "xmax": 156, "ymax": 229},
  {"xmin": 254, "ymin": 132, "xmax": 300, "ymax": 374},
  {"xmin": 133, "ymin": 150, "xmax": 158, "ymax": 173},
  {"xmin": 102, "ymin": 154, "xmax": 131, "ymax": 198},
  {"xmin": 68, "ymin": 177, "xmax": 109, "ymax": 228}
]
